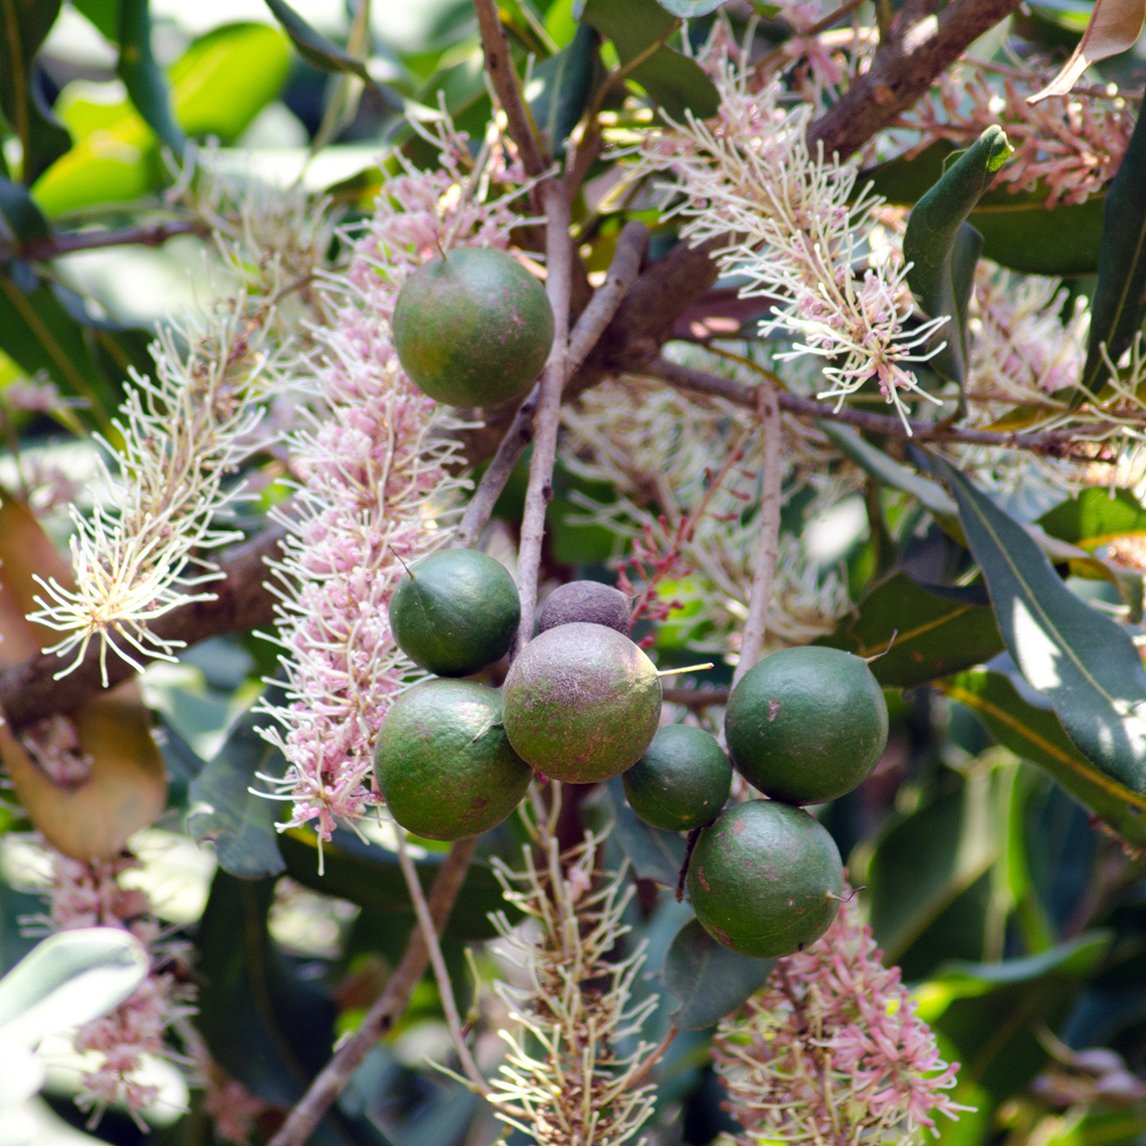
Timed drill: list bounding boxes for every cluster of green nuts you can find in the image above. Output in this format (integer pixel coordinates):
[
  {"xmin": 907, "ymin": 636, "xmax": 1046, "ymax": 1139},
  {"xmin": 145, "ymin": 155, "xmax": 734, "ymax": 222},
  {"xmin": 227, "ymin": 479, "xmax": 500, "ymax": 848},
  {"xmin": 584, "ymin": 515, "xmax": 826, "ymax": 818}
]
[
  {"xmin": 382, "ymin": 244, "xmax": 891, "ymax": 961},
  {"xmin": 373, "ymin": 547, "xmax": 890, "ymax": 960}
]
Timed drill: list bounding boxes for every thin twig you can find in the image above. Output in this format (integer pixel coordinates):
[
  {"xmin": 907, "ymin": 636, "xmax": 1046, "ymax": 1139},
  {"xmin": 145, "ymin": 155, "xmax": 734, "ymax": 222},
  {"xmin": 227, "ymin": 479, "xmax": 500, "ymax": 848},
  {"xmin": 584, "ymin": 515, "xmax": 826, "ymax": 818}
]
[
  {"xmin": 733, "ymin": 383, "xmax": 783, "ymax": 684},
  {"xmin": 473, "ymin": 0, "xmax": 547, "ymax": 178},
  {"xmin": 267, "ymin": 837, "xmax": 479, "ymax": 1146},
  {"xmin": 395, "ymin": 832, "xmax": 488, "ymax": 1093},
  {"xmin": 11, "ymin": 218, "xmax": 204, "ymax": 262},
  {"xmin": 455, "ymin": 222, "xmax": 649, "ymax": 550},
  {"xmin": 646, "ymin": 356, "xmax": 1100, "ymax": 457},
  {"xmin": 514, "ymin": 180, "xmax": 574, "ymax": 649}
]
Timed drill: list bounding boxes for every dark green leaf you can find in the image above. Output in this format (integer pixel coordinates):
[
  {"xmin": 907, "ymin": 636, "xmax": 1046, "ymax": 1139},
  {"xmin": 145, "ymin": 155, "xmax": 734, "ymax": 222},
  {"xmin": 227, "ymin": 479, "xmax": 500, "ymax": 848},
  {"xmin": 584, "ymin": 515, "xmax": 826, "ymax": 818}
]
[
  {"xmin": 663, "ymin": 917, "xmax": 773, "ymax": 1030},
  {"xmin": 0, "ymin": 0, "xmax": 71, "ymax": 183},
  {"xmin": 195, "ymin": 872, "xmax": 395, "ymax": 1144},
  {"xmin": 867, "ymin": 766, "xmax": 1003, "ymax": 965},
  {"xmin": 263, "ymin": 0, "xmax": 376, "ymax": 85},
  {"xmin": 279, "ymin": 828, "xmax": 511, "ymax": 940},
  {"xmin": 1082, "ymin": 106, "xmax": 1146, "ymax": 394},
  {"xmin": 904, "ymin": 126, "xmax": 1013, "ymax": 384},
  {"xmin": 0, "ymin": 269, "xmax": 112, "ymax": 409},
  {"xmin": 822, "ymin": 571, "xmax": 1003, "ymax": 687},
  {"xmin": 186, "ymin": 712, "xmax": 286, "ymax": 880},
  {"xmin": 580, "ymin": 0, "xmax": 719, "ymax": 120},
  {"xmin": 71, "ymin": 0, "xmax": 118, "ymax": 41},
  {"xmin": 589, "ymin": 777, "xmax": 687, "ymax": 887},
  {"xmin": 0, "ymin": 174, "xmax": 50, "ymax": 246},
  {"xmin": 118, "ymin": 0, "xmax": 185, "ymax": 154},
  {"xmin": 940, "ymin": 460, "xmax": 1146, "ymax": 793},
  {"xmin": 529, "ymin": 23, "xmax": 600, "ymax": 154},
  {"xmin": 942, "ymin": 670, "xmax": 1146, "ymax": 848},
  {"xmin": 195, "ymin": 872, "xmax": 335, "ymax": 1106},
  {"xmin": 922, "ymin": 933, "xmax": 1110, "ymax": 1101},
  {"xmin": 867, "ymin": 142, "xmax": 1106, "ymax": 276}
]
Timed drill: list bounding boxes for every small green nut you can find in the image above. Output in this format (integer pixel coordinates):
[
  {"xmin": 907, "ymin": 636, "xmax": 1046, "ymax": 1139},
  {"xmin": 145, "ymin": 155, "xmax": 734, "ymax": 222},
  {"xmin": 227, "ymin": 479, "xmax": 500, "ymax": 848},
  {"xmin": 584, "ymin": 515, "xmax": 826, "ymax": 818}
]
[
  {"xmin": 623, "ymin": 724, "xmax": 731, "ymax": 831},
  {"xmin": 388, "ymin": 549, "xmax": 520, "ymax": 677}
]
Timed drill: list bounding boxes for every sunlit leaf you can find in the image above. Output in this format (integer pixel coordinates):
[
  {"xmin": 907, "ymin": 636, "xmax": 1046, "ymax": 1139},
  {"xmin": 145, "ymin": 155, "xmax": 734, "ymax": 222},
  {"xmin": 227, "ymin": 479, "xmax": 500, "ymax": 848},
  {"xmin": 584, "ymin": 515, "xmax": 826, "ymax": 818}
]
[
  {"xmin": 0, "ymin": 928, "xmax": 147, "ymax": 1046},
  {"xmin": 1029, "ymin": 0, "xmax": 1146, "ymax": 100},
  {"xmin": 941, "ymin": 670, "xmax": 1146, "ymax": 848},
  {"xmin": 656, "ymin": 0, "xmax": 728, "ymax": 13},
  {"xmin": 940, "ymin": 461, "xmax": 1146, "ymax": 794}
]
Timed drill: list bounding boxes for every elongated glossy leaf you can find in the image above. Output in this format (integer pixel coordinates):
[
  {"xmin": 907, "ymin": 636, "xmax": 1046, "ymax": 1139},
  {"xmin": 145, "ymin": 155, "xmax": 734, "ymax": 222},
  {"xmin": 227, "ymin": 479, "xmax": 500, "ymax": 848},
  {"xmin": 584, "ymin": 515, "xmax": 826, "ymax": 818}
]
[
  {"xmin": 0, "ymin": 0, "xmax": 70, "ymax": 183},
  {"xmin": 118, "ymin": 0, "xmax": 184, "ymax": 153},
  {"xmin": 279, "ymin": 828, "xmax": 510, "ymax": 939},
  {"xmin": 868, "ymin": 142, "xmax": 1106, "ymax": 275},
  {"xmin": 1081, "ymin": 105, "xmax": 1146, "ymax": 395},
  {"xmin": 187, "ymin": 712, "xmax": 286, "ymax": 879},
  {"xmin": 663, "ymin": 918, "xmax": 773, "ymax": 1030},
  {"xmin": 919, "ymin": 933, "xmax": 1110, "ymax": 1101},
  {"xmin": 580, "ymin": 0, "xmax": 719, "ymax": 120},
  {"xmin": 530, "ymin": 23, "xmax": 600, "ymax": 154},
  {"xmin": 941, "ymin": 670, "xmax": 1146, "ymax": 847},
  {"xmin": 867, "ymin": 766, "xmax": 1002, "ymax": 966},
  {"xmin": 195, "ymin": 872, "xmax": 394, "ymax": 1145},
  {"xmin": 590, "ymin": 777, "xmax": 687, "ymax": 887},
  {"xmin": 0, "ymin": 928, "xmax": 147, "ymax": 1046},
  {"xmin": 263, "ymin": 0, "xmax": 375, "ymax": 84},
  {"xmin": 0, "ymin": 175, "xmax": 50, "ymax": 246},
  {"xmin": 904, "ymin": 126, "xmax": 1014, "ymax": 384},
  {"xmin": 941, "ymin": 461, "xmax": 1146, "ymax": 792},
  {"xmin": 1030, "ymin": 0, "xmax": 1146, "ymax": 100},
  {"xmin": 823, "ymin": 571, "xmax": 1002, "ymax": 687}
]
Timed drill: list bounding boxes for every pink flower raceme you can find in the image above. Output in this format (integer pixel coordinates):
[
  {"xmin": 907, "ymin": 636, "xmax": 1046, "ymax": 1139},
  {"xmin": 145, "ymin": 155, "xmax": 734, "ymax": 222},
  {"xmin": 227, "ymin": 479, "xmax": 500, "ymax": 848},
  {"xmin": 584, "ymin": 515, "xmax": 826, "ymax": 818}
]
[{"xmin": 713, "ymin": 888, "xmax": 970, "ymax": 1143}]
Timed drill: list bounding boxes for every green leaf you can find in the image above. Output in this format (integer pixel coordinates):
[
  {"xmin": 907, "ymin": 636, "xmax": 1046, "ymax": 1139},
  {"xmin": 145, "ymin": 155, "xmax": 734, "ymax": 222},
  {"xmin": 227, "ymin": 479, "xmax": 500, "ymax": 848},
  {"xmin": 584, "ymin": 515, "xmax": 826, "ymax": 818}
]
[
  {"xmin": 589, "ymin": 777, "xmax": 687, "ymax": 887},
  {"xmin": 919, "ymin": 932, "xmax": 1110, "ymax": 1102},
  {"xmin": 867, "ymin": 142, "xmax": 1106, "ymax": 276},
  {"xmin": 822, "ymin": 571, "xmax": 1003, "ymax": 687},
  {"xmin": 1038, "ymin": 486, "xmax": 1146, "ymax": 547},
  {"xmin": 904, "ymin": 126, "xmax": 1014, "ymax": 384},
  {"xmin": 0, "ymin": 268, "xmax": 113, "ymax": 409},
  {"xmin": 262, "ymin": 0, "xmax": 376, "ymax": 85},
  {"xmin": 279, "ymin": 828, "xmax": 511, "ymax": 940},
  {"xmin": 0, "ymin": 0, "xmax": 71, "ymax": 183},
  {"xmin": 1081, "ymin": 105, "xmax": 1146, "ymax": 395},
  {"xmin": 662, "ymin": 918, "xmax": 773, "ymax": 1030},
  {"xmin": 941, "ymin": 670, "xmax": 1146, "ymax": 848},
  {"xmin": 0, "ymin": 928, "xmax": 147, "ymax": 1045},
  {"xmin": 867, "ymin": 765, "xmax": 1003, "ymax": 966},
  {"xmin": 940, "ymin": 460, "xmax": 1146, "ymax": 793},
  {"xmin": 196, "ymin": 872, "xmax": 330, "ymax": 1105},
  {"xmin": 33, "ymin": 23, "xmax": 290, "ymax": 216},
  {"xmin": 818, "ymin": 422, "xmax": 958, "ymax": 526},
  {"xmin": 580, "ymin": 0, "xmax": 719, "ymax": 120},
  {"xmin": 529, "ymin": 23, "xmax": 600, "ymax": 153},
  {"xmin": 118, "ymin": 0, "xmax": 185, "ymax": 154},
  {"xmin": 187, "ymin": 712, "xmax": 286, "ymax": 880},
  {"xmin": 0, "ymin": 174, "xmax": 49, "ymax": 246}
]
